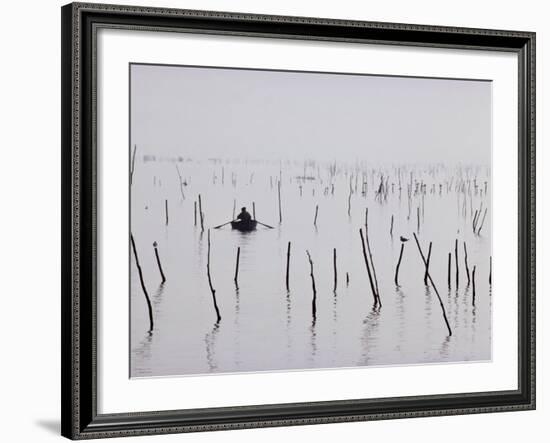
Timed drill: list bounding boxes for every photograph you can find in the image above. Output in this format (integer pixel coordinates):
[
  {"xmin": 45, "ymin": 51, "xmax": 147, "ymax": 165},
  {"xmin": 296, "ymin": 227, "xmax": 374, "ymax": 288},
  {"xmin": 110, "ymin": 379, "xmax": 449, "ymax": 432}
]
[{"xmin": 129, "ymin": 63, "xmax": 493, "ymax": 378}]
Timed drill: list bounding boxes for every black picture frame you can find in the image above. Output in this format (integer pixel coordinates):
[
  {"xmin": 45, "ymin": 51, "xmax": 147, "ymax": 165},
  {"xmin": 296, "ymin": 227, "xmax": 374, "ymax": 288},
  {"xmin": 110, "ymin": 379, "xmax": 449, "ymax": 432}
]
[{"xmin": 61, "ymin": 2, "xmax": 536, "ymax": 439}]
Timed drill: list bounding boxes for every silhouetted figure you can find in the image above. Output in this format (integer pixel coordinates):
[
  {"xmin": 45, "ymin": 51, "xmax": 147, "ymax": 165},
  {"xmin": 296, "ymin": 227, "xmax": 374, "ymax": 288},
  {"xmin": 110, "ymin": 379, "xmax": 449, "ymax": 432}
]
[{"xmin": 236, "ymin": 207, "xmax": 252, "ymax": 222}]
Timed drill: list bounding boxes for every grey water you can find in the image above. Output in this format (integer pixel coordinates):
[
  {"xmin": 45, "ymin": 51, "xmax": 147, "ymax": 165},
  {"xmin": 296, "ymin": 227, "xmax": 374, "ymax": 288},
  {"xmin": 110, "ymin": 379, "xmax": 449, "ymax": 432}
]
[{"xmin": 130, "ymin": 159, "xmax": 491, "ymax": 377}]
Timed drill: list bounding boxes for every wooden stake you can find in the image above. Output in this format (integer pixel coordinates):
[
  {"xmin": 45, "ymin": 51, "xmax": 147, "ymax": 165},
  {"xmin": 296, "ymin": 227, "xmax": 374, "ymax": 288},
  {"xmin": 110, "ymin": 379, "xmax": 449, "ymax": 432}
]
[
  {"xmin": 165, "ymin": 199, "xmax": 169, "ymax": 226},
  {"xmin": 390, "ymin": 215, "xmax": 394, "ymax": 237},
  {"xmin": 285, "ymin": 242, "xmax": 291, "ymax": 291},
  {"xmin": 130, "ymin": 145, "xmax": 137, "ymax": 186},
  {"xmin": 252, "ymin": 202, "xmax": 256, "ymax": 220},
  {"xmin": 234, "ymin": 247, "xmax": 240, "ymax": 287},
  {"xmin": 207, "ymin": 230, "xmax": 221, "ymax": 323},
  {"xmin": 412, "ymin": 234, "xmax": 452, "ymax": 336},
  {"xmin": 175, "ymin": 164, "xmax": 185, "ymax": 200},
  {"xmin": 153, "ymin": 241, "xmax": 166, "ymax": 284},
  {"xmin": 474, "ymin": 202, "xmax": 483, "ymax": 231},
  {"xmin": 306, "ymin": 250, "xmax": 317, "ymax": 321},
  {"xmin": 395, "ymin": 242, "xmax": 405, "ymax": 286},
  {"xmin": 447, "ymin": 252, "xmax": 451, "ymax": 289},
  {"xmin": 472, "ymin": 209, "xmax": 479, "ymax": 233},
  {"xmin": 424, "ymin": 242, "xmax": 432, "ymax": 286},
  {"xmin": 364, "ymin": 210, "xmax": 380, "ymax": 299},
  {"xmin": 346, "ymin": 272, "xmax": 350, "ymax": 286},
  {"xmin": 463, "ymin": 241, "xmax": 471, "ymax": 285},
  {"xmin": 455, "ymin": 238, "xmax": 459, "ymax": 288},
  {"xmin": 333, "ymin": 248, "xmax": 337, "ymax": 292},
  {"xmin": 477, "ymin": 208, "xmax": 488, "ymax": 235},
  {"xmin": 130, "ymin": 234, "xmax": 153, "ymax": 331},
  {"xmin": 360, "ymin": 228, "xmax": 379, "ymax": 306},
  {"xmin": 314, "ymin": 204, "xmax": 319, "ymax": 226},
  {"xmin": 198, "ymin": 194, "xmax": 204, "ymax": 232}
]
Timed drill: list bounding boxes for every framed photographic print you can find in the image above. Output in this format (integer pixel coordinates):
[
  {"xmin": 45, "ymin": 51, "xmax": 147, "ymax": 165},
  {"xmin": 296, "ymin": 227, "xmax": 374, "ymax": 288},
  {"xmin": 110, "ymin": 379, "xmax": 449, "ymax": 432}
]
[{"xmin": 61, "ymin": 2, "xmax": 536, "ymax": 439}]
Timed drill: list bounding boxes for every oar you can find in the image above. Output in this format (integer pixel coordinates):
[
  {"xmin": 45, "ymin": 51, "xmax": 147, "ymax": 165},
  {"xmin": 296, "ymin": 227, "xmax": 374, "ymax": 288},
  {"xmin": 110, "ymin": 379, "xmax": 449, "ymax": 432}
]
[
  {"xmin": 213, "ymin": 220, "xmax": 233, "ymax": 229},
  {"xmin": 256, "ymin": 220, "xmax": 274, "ymax": 229}
]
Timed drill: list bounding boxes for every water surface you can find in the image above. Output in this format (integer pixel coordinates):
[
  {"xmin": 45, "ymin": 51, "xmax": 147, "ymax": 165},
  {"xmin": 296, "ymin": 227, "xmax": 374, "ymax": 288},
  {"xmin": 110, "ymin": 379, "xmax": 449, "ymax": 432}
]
[{"xmin": 130, "ymin": 159, "xmax": 491, "ymax": 377}]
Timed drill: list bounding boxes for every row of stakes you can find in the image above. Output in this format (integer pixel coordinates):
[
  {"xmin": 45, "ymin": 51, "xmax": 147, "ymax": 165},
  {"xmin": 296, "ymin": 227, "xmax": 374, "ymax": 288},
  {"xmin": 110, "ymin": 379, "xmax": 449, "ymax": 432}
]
[
  {"xmin": 130, "ymin": 152, "xmax": 489, "ymax": 337},
  {"xmin": 131, "ymin": 211, "xmax": 491, "ymax": 337},
  {"xmin": 160, "ymin": 189, "xmax": 488, "ymax": 238}
]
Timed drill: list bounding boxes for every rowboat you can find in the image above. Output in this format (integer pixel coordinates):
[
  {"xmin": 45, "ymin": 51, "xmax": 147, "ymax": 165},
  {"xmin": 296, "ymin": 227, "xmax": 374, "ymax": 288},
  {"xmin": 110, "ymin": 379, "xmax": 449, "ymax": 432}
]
[{"xmin": 231, "ymin": 220, "xmax": 257, "ymax": 232}]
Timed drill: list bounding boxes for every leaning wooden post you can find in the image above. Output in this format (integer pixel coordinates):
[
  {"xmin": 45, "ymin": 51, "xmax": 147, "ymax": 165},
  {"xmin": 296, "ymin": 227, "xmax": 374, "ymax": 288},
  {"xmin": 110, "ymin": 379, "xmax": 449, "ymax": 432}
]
[
  {"xmin": 472, "ymin": 265, "xmax": 477, "ymax": 306},
  {"xmin": 285, "ymin": 242, "xmax": 291, "ymax": 291},
  {"xmin": 306, "ymin": 250, "xmax": 317, "ymax": 322},
  {"xmin": 477, "ymin": 208, "xmax": 488, "ymax": 235},
  {"xmin": 463, "ymin": 241, "xmax": 471, "ymax": 285},
  {"xmin": 423, "ymin": 242, "xmax": 432, "ymax": 286},
  {"xmin": 360, "ymin": 228, "xmax": 379, "ymax": 306},
  {"xmin": 198, "ymin": 194, "xmax": 205, "ymax": 232},
  {"xmin": 252, "ymin": 202, "xmax": 256, "ymax": 220},
  {"xmin": 412, "ymin": 234, "xmax": 452, "ymax": 336},
  {"xmin": 364, "ymin": 210, "xmax": 380, "ymax": 299},
  {"xmin": 390, "ymin": 215, "xmax": 394, "ymax": 237},
  {"xmin": 175, "ymin": 164, "xmax": 186, "ymax": 200},
  {"xmin": 232, "ymin": 199, "xmax": 236, "ymax": 220},
  {"xmin": 454, "ymin": 239, "xmax": 459, "ymax": 288},
  {"xmin": 206, "ymin": 230, "xmax": 221, "ymax": 323},
  {"xmin": 314, "ymin": 204, "xmax": 319, "ymax": 226},
  {"xmin": 447, "ymin": 252, "xmax": 451, "ymax": 289},
  {"xmin": 394, "ymin": 242, "xmax": 405, "ymax": 286},
  {"xmin": 130, "ymin": 144, "xmax": 137, "ymax": 186},
  {"xmin": 333, "ymin": 248, "xmax": 337, "ymax": 292},
  {"xmin": 153, "ymin": 241, "xmax": 166, "ymax": 284},
  {"xmin": 234, "ymin": 247, "xmax": 240, "ymax": 287},
  {"xmin": 165, "ymin": 199, "xmax": 169, "ymax": 226},
  {"xmin": 130, "ymin": 234, "xmax": 154, "ymax": 332}
]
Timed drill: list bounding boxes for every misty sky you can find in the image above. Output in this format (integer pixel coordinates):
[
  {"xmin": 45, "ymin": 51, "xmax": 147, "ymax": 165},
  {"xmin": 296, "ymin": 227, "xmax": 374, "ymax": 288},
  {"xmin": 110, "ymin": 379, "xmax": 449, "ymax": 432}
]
[{"xmin": 130, "ymin": 63, "xmax": 491, "ymax": 164}]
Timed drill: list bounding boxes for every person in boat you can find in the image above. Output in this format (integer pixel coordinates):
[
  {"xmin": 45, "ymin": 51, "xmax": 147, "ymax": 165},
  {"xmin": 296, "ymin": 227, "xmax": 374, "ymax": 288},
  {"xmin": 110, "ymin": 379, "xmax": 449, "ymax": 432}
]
[{"xmin": 236, "ymin": 207, "xmax": 252, "ymax": 223}]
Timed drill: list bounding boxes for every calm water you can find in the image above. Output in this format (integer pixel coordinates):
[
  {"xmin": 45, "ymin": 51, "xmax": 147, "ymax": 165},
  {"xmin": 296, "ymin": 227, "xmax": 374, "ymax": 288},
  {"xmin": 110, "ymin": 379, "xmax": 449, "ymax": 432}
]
[{"xmin": 130, "ymin": 159, "xmax": 491, "ymax": 377}]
